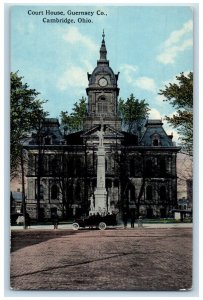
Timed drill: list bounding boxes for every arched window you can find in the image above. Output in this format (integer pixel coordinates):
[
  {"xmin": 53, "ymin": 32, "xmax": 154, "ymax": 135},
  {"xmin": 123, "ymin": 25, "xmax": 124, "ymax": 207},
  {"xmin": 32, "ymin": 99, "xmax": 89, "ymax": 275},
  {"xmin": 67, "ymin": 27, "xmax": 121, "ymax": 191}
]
[
  {"xmin": 51, "ymin": 185, "xmax": 59, "ymax": 200},
  {"xmin": 146, "ymin": 186, "xmax": 152, "ymax": 200},
  {"xmin": 160, "ymin": 186, "xmax": 166, "ymax": 201}
]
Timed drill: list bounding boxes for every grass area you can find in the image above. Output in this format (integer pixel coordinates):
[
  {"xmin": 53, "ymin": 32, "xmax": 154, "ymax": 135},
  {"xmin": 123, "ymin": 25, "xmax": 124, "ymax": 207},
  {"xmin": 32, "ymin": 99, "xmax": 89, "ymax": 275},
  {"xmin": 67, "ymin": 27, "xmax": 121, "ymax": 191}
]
[{"xmin": 142, "ymin": 218, "xmax": 192, "ymax": 224}]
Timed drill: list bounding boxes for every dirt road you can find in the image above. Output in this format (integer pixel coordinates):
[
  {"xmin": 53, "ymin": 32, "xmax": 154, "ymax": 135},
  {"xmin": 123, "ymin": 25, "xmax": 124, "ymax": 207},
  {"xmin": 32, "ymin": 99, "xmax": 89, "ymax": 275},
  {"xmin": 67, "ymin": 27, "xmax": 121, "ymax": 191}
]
[{"xmin": 10, "ymin": 227, "xmax": 192, "ymax": 291}]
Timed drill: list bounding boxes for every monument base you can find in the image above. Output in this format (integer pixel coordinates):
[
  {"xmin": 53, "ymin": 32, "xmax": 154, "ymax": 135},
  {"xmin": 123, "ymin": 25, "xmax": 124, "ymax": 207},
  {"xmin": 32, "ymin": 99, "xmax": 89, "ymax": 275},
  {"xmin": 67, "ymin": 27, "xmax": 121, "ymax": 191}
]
[{"xmin": 89, "ymin": 188, "xmax": 107, "ymax": 216}]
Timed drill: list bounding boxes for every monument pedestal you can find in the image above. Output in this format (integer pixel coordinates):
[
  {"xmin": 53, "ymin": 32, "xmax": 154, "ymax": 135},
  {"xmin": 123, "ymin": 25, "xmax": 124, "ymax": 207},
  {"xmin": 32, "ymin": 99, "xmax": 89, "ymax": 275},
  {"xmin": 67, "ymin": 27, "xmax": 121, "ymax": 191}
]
[{"xmin": 94, "ymin": 188, "xmax": 107, "ymax": 215}]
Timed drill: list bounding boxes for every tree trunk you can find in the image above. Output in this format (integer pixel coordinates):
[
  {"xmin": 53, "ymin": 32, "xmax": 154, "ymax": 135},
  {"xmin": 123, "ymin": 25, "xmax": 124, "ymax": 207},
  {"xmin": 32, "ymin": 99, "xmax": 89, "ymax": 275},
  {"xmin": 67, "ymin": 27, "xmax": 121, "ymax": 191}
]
[{"xmin": 20, "ymin": 148, "xmax": 26, "ymax": 229}]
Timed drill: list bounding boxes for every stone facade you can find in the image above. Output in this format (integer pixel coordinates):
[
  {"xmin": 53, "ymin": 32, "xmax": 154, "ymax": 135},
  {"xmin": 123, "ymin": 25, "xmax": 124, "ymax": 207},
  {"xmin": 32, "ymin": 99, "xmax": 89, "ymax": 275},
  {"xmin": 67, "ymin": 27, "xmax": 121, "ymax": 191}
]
[{"xmin": 24, "ymin": 33, "xmax": 180, "ymax": 220}]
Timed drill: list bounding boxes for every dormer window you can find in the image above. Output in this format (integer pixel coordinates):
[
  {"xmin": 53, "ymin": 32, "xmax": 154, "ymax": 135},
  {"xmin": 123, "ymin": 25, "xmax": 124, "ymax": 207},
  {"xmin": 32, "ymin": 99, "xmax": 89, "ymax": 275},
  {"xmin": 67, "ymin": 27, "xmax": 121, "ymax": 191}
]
[
  {"xmin": 152, "ymin": 134, "xmax": 160, "ymax": 146},
  {"xmin": 153, "ymin": 139, "xmax": 159, "ymax": 146}
]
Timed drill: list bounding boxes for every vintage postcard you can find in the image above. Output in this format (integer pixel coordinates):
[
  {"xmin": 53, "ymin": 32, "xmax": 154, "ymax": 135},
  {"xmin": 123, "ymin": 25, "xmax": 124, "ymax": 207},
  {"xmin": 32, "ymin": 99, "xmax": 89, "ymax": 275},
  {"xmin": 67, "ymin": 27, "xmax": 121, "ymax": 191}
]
[{"xmin": 10, "ymin": 5, "xmax": 193, "ymax": 292}]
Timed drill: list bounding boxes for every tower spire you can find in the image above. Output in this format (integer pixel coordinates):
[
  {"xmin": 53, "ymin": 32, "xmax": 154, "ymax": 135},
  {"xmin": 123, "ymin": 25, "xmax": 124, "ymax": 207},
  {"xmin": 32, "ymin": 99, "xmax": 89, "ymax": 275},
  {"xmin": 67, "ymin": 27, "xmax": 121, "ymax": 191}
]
[
  {"xmin": 102, "ymin": 29, "xmax": 105, "ymax": 40},
  {"xmin": 100, "ymin": 30, "xmax": 107, "ymax": 60}
]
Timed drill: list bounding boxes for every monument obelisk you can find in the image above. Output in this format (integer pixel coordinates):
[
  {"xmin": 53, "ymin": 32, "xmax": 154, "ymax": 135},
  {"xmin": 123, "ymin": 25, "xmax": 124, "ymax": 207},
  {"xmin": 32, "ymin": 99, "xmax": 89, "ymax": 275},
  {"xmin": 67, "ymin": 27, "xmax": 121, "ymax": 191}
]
[{"xmin": 90, "ymin": 123, "xmax": 107, "ymax": 215}]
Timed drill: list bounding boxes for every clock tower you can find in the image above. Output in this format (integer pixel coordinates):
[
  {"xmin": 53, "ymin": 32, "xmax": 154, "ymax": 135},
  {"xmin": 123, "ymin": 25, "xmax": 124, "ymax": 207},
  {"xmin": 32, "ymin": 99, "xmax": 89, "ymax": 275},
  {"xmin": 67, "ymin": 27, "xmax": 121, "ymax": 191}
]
[{"xmin": 84, "ymin": 31, "xmax": 121, "ymax": 131}]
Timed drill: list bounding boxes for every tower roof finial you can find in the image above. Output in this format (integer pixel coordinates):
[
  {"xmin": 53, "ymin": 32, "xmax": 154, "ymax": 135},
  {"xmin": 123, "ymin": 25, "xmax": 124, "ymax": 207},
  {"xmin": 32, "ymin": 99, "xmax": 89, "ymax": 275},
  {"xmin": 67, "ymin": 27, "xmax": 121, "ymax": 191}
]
[{"xmin": 100, "ymin": 30, "xmax": 107, "ymax": 60}]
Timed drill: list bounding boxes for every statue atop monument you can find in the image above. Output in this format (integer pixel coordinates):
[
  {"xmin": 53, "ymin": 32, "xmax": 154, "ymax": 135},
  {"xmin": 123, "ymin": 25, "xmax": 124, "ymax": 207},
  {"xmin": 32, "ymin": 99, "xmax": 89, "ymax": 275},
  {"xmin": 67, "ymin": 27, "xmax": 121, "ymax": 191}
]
[
  {"xmin": 97, "ymin": 127, "xmax": 104, "ymax": 147},
  {"xmin": 97, "ymin": 117, "xmax": 104, "ymax": 147}
]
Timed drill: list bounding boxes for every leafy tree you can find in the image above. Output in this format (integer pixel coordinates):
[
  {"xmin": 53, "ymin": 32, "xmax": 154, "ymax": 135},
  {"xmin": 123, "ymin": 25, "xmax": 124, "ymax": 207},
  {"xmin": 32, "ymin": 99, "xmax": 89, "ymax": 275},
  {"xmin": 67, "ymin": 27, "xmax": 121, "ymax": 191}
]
[
  {"xmin": 10, "ymin": 71, "xmax": 48, "ymax": 179},
  {"xmin": 159, "ymin": 72, "xmax": 193, "ymax": 154},
  {"xmin": 60, "ymin": 97, "xmax": 87, "ymax": 133},
  {"xmin": 118, "ymin": 94, "xmax": 150, "ymax": 134}
]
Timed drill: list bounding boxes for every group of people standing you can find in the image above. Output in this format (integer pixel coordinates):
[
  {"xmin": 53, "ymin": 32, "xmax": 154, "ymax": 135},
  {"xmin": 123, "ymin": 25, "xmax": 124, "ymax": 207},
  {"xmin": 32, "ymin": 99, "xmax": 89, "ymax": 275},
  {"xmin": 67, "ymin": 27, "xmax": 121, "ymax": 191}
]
[
  {"xmin": 123, "ymin": 211, "xmax": 142, "ymax": 229},
  {"xmin": 23, "ymin": 211, "xmax": 141, "ymax": 230}
]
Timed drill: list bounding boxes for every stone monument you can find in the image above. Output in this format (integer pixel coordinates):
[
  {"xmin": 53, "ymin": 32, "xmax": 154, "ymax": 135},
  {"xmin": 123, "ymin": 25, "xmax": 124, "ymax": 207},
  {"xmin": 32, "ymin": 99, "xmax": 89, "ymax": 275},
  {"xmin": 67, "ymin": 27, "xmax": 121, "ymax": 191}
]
[{"xmin": 89, "ymin": 123, "xmax": 107, "ymax": 215}]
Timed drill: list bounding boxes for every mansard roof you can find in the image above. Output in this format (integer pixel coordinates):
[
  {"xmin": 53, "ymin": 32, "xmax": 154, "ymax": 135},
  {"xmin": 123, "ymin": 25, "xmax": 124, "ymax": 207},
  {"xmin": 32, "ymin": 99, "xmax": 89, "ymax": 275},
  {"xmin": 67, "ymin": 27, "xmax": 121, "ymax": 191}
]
[
  {"xmin": 121, "ymin": 131, "xmax": 139, "ymax": 146},
  {"xmin": 26, "ymin": 118, "xmax": 64, "ymax": 146},
  {"xmin": 88, "ymin": 65, "xmax": 117, "ymax": 85},
  {"xmin": 140, "ymin": 119, "xmax": 175, "ymax": 147}
]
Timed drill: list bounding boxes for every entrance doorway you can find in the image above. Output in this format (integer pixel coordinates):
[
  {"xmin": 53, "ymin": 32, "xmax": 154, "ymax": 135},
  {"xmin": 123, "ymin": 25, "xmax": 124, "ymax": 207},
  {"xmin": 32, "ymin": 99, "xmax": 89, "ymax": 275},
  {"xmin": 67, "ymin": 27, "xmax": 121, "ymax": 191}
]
[{"xmin": 160, "ymin": 208, "xmax": 166, "ymax": 218}]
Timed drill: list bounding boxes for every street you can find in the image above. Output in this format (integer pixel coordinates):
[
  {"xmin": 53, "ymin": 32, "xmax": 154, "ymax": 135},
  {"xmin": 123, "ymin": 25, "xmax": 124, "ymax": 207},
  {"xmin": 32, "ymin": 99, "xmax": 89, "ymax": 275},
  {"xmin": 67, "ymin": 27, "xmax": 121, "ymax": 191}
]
[{"xmin": 10, "ymin": 226, "xmax": 192, "ymax": 291}]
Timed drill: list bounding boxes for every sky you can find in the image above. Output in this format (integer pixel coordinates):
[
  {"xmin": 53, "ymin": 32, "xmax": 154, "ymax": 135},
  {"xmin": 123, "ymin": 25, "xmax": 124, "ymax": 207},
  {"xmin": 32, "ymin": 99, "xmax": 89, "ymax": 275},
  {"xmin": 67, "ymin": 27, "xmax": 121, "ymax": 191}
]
[{"xmin": 10, "ymin": 5, "xmax": 193, "ymax": 143}]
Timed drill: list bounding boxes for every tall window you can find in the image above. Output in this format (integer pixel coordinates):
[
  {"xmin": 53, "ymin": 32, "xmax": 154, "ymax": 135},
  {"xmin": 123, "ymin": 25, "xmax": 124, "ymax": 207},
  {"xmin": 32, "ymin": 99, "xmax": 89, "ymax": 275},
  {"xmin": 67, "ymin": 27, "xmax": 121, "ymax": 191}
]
[
  {"xmin": 160, "ymin": 159, "xmax": 166, "ymax": 175},
  {"xmin": 160, "ymin": 186, "xmax": 166, "ymax": 201},
  {"xmin": 40, "ymin": 184, "xmax": 44, "ymax": 199},
  {"xmin": 49, "ymin": 157, "xmax": 60, "ymax": 175},
  {"xmin": 130, "ymin": 158, "xmax": 135, "ymax": 177},
  {"xmin": 129, "ymin": 184, "xmax": 135, "ymax": 201},
  {"xmin": 75, "ymin": 183, "xmax": 81, "ymax": 201},
  {"xmin": 97, "ymin": 96, "xmax": 108, "ymax": 114},
  {"xmin": 98, "ymin": 103, "xmax": 108, "ymax": 114},
  {"xmin": 145, "ymin": 159, "xmax": 153, "ymax": 177},
  {"xmin": 68, "ymin": 158, "xmax": 74, "ymax": 177},
  {"xmin": 75, "ymin": 159, "xmax": 81, "ymax": 176},
  {"xmin": 51, "ymin": 185, "xmax": 59, "ymax": 200},
  {"xmin": 35, "ymin": 184, "xmax": 44, "ymax": 200},
  {"xmin": 68, "ymin": 184, "xmax": 73, "ymax": 202},
  {"xmin": 146, "ymin": 185, "xmax": 152, "ymax": 200}
]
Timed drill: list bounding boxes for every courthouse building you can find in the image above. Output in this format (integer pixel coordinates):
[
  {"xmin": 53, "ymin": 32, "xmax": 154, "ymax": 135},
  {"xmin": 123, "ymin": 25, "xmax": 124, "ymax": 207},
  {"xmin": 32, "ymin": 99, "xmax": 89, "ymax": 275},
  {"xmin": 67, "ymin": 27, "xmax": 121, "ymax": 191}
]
[{"xmin": 24, "ymin": 33, "xmax": 180, "ymax": 220}]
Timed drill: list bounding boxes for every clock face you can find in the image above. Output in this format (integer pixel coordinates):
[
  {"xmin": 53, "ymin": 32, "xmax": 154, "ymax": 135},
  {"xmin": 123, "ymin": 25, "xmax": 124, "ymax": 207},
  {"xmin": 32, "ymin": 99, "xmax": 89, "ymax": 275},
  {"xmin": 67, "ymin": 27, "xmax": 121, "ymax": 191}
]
[{"xmin": 99, "ymin": 78, "xmax": 107, "ymax": 87}]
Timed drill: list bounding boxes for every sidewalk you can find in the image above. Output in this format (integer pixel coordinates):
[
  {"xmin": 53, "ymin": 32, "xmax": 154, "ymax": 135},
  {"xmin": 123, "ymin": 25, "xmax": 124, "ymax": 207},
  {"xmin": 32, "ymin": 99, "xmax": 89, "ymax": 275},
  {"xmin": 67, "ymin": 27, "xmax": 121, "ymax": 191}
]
[{"xmin": 11, "ymin": 222, "xmax": 193, "ymax": 230}]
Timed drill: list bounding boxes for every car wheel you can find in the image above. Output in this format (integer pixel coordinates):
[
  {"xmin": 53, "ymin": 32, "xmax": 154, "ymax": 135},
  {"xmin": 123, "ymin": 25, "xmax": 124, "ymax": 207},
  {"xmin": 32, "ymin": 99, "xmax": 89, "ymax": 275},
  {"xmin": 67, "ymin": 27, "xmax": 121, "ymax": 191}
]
[
  {"xmin": 72, "ymin": 223, "xmax": 79, "ymax": 230},
  {"xmin": 98, "ymin": 222, "xmax": 106, "ymax": 230}
]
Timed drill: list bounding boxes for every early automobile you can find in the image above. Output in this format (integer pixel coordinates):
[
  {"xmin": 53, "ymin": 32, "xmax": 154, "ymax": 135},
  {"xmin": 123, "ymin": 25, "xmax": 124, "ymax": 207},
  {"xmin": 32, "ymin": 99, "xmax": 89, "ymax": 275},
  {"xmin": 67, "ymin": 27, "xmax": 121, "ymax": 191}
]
[{"xmin": 72, "ymin": 213, "xmax": 117, "ymax": 230}]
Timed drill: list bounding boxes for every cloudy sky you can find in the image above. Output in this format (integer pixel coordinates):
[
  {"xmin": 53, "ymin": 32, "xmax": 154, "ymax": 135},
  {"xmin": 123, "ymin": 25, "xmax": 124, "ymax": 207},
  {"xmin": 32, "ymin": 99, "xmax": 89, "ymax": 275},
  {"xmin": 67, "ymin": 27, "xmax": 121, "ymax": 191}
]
[{"xmin": 11, "ymin": 5, "xmax": 193, "ymax": 143}]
